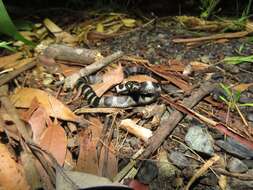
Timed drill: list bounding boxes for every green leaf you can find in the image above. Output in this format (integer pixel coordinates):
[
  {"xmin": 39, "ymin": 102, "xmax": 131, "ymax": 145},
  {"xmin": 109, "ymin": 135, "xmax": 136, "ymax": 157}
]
[
  {"xmin": 239, "ymin": 103, "xmax": 253, "ymax": 107},
  {"xmin": 0, "ymin": 41, "xmax": 16, "ymax": 52},
  {"xmin": 0, "ymin": 0, "xmax": 35, "ymax": 47},
  {"xmin": 234, "ymin": 91, "xmax": 242, "ymax": 102},
  {"xmin": 223, "ymin": 55, "xmax": 253, "ymax": 65},
  {"xmin": 220, "ymin": 83, "xmax": 232, "ymax": 97},
  {"xmin": 219, "ymin": 95, "xmax": 229, "ymax": 104}
]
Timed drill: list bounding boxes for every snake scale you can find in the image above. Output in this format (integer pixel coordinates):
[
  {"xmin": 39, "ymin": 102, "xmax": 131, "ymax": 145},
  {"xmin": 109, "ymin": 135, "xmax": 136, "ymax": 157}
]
[{"xmin": 76, "ymin": 66, "xmax": 162, "ymax": 108}]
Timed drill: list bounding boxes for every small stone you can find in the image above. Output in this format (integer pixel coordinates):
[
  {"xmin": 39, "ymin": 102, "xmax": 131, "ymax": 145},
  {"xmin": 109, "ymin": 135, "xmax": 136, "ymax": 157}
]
[
  {"xmin": 157, "ymin": 33, "xmax": 166, "ymax": 39},
  {"xmin": 216, "ymin": 137, "xmax": 253, "ymax": 159},
  {"xmin": 227, "ymin": 157, "xmax": 248, "ymax": 173},
  {"xmin": 169, "ymin": 151, "xmax": 190, "ymax": 168},
  {"xmin": 247, "ymin": 112, "xmax": 253, "ymax": 122},
  {"xmin": 185, "ymin": 126, "xmax": 214, "ymax": 156},
  {"xmin": 238, "ymin": 92, "xmax": 253, "ymax": 103},
  {"xmin": 237, "ymin": 73, "xmax": 253, "ymax": 83},
  {"xmin": 210, "ymin": 73, "xmax": 224, "ymax": 83},
  {"xmin": 136, "ymin": 161, "xmax": 158, "ymax": 184},
  {"xmin": 211, "ymin": 87, "xmax": 227, "ymax": 102}
]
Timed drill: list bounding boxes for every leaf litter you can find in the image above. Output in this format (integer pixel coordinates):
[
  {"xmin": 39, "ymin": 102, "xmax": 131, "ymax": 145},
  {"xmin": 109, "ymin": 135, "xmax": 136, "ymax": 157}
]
[{"xmin": 0, "ymin": 10, "xmax": 253, "ymax": 190}]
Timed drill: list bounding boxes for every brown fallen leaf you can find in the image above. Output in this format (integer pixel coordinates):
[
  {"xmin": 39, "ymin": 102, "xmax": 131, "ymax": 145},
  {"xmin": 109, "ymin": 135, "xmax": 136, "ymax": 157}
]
[
  {"xmin": 124, "ymin": 74, "xmax": 157, "ymax": 83},
  {"xmin": 39, "ymin": 122, "xmax": 67, "ymax": 166},
  {"xmin": 76, "ymin": 117, "xmax": 117, "ymax": 179},
  {"xmin": 10, "ymin": 88, "xmax": 79, "ymax": 122},
  {"xmin": 92, "ymin": 64, "xmax": 124, "ymax": 97},
  {"xmin": 22, "ymin": 98, "xmax": 52, "ymax": 143},
  {"xmin": 0, "ymin": 52, "xmax": 23, "ymax": 69},
  {"xmin": 76, "ymin": 129, "xmax": 99, "ymax": 174},
  {"xmin": 76, "ymin": 117, "xmax": 103, "ymax": 173},
  {"xmin": 233, "ymin": 83, "xmax": 253, "ymax": 92},
  {"xmin": 0, "ymin": 143, "xmax": 30, "ymax": 190}
]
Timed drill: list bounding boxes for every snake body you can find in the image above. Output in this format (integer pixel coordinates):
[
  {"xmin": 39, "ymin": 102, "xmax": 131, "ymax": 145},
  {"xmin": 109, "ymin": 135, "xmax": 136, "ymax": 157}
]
[{"xmin": 76, "ymin": 67, "xmax": 161, "ymax": 108}]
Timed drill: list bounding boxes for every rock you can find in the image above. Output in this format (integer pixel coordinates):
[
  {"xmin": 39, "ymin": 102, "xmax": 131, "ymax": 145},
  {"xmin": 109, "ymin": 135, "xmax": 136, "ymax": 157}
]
[
  {"xmin": 237, "ymin": 73, "xmax": 253, "ymax": 83},
  {"xmin": 216, "ymin": 137, "xmax": 253, "ymax": 159},
  {"xmin": 169, "ymin": 151, "xmax": 190, "ymax": 168},
  {"xmin": 247, "ymin": 112, "xmax": 253, "ymax": 122},
  {"xmin": 185, "ymin": 126, "xmax": 214, "ymax": 156},
  {"xmin": 238, "ymin": 92, "xmax": 253, "ymax": 103},
  {"xmin": 227, "ymin": 157, "xmax": 248, "ymax": 173},
  {"xmin": 228, "ymin": 169, "xmax": 253, "ymax": 190},
  {"xmin": 242, "ymin": 159, "xmax": 253, "ymax": 169},
  {"xmin": 136, "ymin": 161, "xmax": 158, "ymax": 184},
  {"xmin": 210, "ymin": 73, "xmax": 224, "ymax": 83},
  {"xmin": 211, "ymin": 87, "xmax": 227, "ymax": 102}
]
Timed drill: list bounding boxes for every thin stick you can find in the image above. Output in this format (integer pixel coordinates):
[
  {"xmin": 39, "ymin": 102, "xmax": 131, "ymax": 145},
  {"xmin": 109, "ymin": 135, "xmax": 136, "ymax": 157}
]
[{"xmin": 0, "ymin": 61, "xmax": 37, "ymax": 86}]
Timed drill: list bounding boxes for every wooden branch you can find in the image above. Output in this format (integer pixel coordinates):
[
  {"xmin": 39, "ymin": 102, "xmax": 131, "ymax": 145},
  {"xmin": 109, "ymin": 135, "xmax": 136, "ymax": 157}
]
[
  {"xmin": 0, "ymin": 61, "xmax": 37, "ymax": 86},
  {"xmin": 64, "ymin": 51, "xmax": 124, "ymax": 89},
  {"xmin": 40, "ymin": 44, "xmax": 102, "ymax": 66},
  {"xmin": 140, "ymin": 81, "xmax": 217, "ymax": 159},
  {"xmin": 173, "ymin": 31, "xmax": 249, "ymax": 43}
]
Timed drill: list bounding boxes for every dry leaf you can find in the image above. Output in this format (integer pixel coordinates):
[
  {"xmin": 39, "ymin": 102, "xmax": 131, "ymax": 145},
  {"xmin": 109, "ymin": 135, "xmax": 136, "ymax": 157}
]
[
  {"xmin": 76, "ymin": 129, "xmax": 99, "ymax": 174},
  {"xmin": 76, "ymin": 117, "xmax": 102, "ymax": 174},
  {"xmin": 0, "ymin": 143, "xmax": 30, "ymax": 190},
  {"xmin": 0, "ymin": 52, "xmax": 23, "ymax": 69},
  {"xmin": 98, "ymin": 142, "xmax": 118, "ymax": 179},
  {"xmin": 233, "ymin": 83, "xmax": 253, "ymax": 92},
  {"xmin": 39, "ymin": 123, "xmax": 67, "ymax": 166},
  {"xmin": 25, "ymin": 100, "xmax": 52, "ymax": 143},
  {"xmin": 121, "ymin": 18, "xmax": 136, "ymax": 27},
  {"xmin": 124, "ymin": 74, "xmax": 157, "ymax": 83},
  {"xmin": 190, "ymin": 61, "xmax": 209, "ymax": 71},
  {"xmin": 106, "ymin": 23, "xmax": 123, "ymax": 34},
  {"xmin": 96, "ymin": 23, "xmax": 104, "ymax": 33},
  {"xmin": 92, "ymin": 65, "xmax": 124, "ymax": 96},
  {"xmin": 10, "ymin": 88, "xmax": 79, "ymax": 122}
]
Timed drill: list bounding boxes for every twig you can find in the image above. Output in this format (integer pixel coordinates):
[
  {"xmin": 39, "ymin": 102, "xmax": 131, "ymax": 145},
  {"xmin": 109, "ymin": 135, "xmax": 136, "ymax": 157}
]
[
  {"xmin": 173, "ymin": 31, "xmax": 249, "ymax": 43},
  {"xmin": 140, "ymin": 81, "xmax": 217, "ymax": 159},
  {"xmin": 63, "ymin": 51, "xmax": 124, "ymax": 89},
  {"xmin": 0, "ymin": 60, "xmax": 37, "ymax": 86},
  {"xmin": 214, "ymin": 168, "xmax": 253, "ymax": 181}
]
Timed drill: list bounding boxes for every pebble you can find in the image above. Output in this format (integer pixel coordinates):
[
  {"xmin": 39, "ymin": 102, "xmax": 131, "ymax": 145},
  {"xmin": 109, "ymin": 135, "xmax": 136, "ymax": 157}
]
[
  {"xmin": 169, "ymin": 151, "xmax": 190, "ymax": 168},
  {"xmin": 247, "ymin": 112, "xmax": 253, "ymax": 122},
  {"xmin": 216, "ymin": 137, "xmax": 253, "ymax": 159},
  {"xmin": 237, "ymin": 73, "xmax": 253, "ymax": 83},
  {"xmin": 210, "ymin": 73, "xmax": 224, "ymax": 83},
  {"xmin": 238, "ymin": 92, "xmax": 253, "ymax": 103},
  {"xmin": 227, "ymin": 157, "xmax": 248, "ymax": 173},
  {"xmin": 211, "ymin": 87, "xmax": 227, "ymax": 102},
  {"xmin": 185, "ymin": 126, "xmax": 214, "ymax": 156},
  {"xmin": 136, "ymin": 161, "xmax": 158, "ymax": 184}
]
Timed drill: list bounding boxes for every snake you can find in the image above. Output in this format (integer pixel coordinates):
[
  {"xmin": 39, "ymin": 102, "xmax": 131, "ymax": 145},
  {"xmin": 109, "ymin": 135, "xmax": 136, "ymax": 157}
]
[{"xmin": 76, "ymin": 66, "xmax": 162, "ymax": 108}]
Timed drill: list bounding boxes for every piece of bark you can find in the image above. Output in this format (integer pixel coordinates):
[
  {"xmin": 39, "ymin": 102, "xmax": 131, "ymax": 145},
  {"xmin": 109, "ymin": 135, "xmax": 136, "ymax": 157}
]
[
  {"xmin": 40, "ymin": 44, "xmax": 103, "ymax": 66},
  {"xmin": 0, "ymin": 60, "xmax": 37, "ymax": 86},
  {"xmin": 173, "ymin": 31, "xmax": 249, "ymax": 43},
  {"xmin": 141, "ymin": 81, "xmax": 217, "ymax": 159},
  {"xmin": 120, "ymin": 119, "xmax": 153, "ymax": 142},
  {"xmin": 64, "ymin": 51, "xmax": 124, "ymax": 89}
]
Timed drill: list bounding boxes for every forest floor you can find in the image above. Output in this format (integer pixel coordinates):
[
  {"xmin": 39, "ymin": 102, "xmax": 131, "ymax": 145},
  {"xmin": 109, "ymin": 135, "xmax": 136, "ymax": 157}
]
[{"xmin": 1, "ymin": 9, "xmax": 253, "ymax": 190}]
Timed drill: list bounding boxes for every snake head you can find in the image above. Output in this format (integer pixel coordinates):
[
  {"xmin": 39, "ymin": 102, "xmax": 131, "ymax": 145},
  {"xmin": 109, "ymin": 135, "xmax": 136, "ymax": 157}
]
[{"xmin": 125, "ymin": 81, "xmax": 141, "ymax": 92}]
